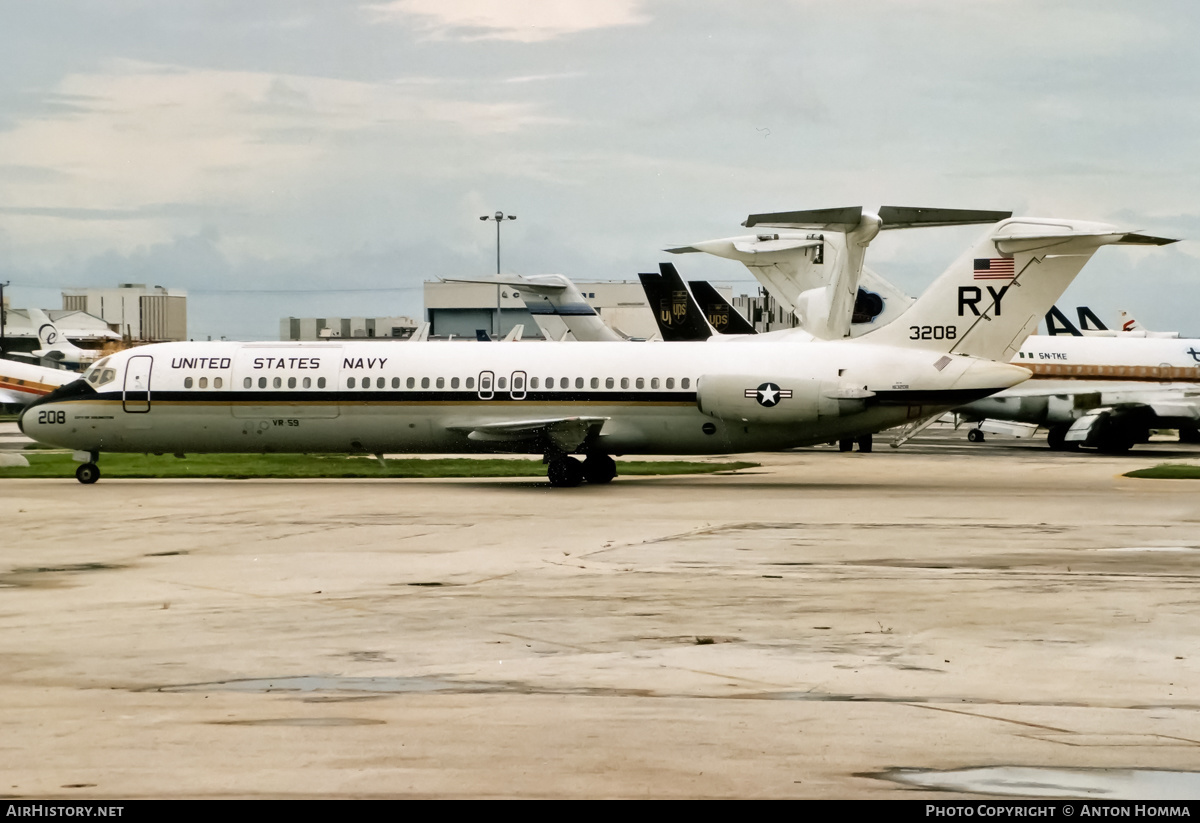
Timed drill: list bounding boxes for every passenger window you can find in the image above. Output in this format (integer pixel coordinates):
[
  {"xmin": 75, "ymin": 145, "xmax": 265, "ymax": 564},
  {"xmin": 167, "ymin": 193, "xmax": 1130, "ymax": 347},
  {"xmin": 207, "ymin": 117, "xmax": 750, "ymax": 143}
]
[
  {"xmin": 302, "ymin": 377, "xmax": 310, "ymax": 389},
  {"xmin": 318, "ymin": 377, "xmax": 326, "ymax": 389},
  {"xmin": 620, "ymin": 378, "xmax": 629, "ymax": 389},
  {"xmin": 244, "ymin": 377, "xmax": 252, "ymax": 389},
  {"xmin": 576, "ymin": 377, "xmax": 584, "ymax": 389},
  {"xmin": 466, "ymin": 376, "xmax": 475, "ymax": 389},
  {"xmin": 199, "ymin": 377, "xmax": 208, "ymax": 389},
  {"xmin": 546, "ymin": 377, "xmax": 555, "ymax": 389},
  {"xmin": 666, "ymin": 378, "xmax": 675, "ymax": 389},
  {"xmin": 436, "ymin": 377, "xmax": 445, "ymax": 389},
  {"xmin": 451, "ymin": 377, "xmax": 460, "ymax": 389},
  {"xmin": 348, "ymin": 377, "xmax": 356, "ymax": 388},
  {"xmin": 184, "ymin": 377, "xmax": 193, "ymax": 389},
  {"xmin": 407, "ymin": 377, "xmax": 415, "ymax": 389},
  {"xmin": 561, "ymin": 377, "xmax": 568, "ymax": 388},
  {"xmin": 214, "ymin": 377, "xmax": 223, "ymax": 389},
  {"xmin": 605, "ymin": 378, "xmax": 614, "ymax": 389},
  {"xmin": 421, "ymin": 377, "xmax": 430, "ymax": 389},
  {"xmin": 498, "ymin": 376, "xmax": 507, "ymax": 389},
  {"xmin": 377, "ymin": 377, "xmax": 385, "ymax": 389},
  {"xmin": 392, "ymin": 377, "xmax": 400, "ymax": 388},
  {"xmin": 651, "ymin": 378, "xmax": 659, "ymax": 389},
  {"xmin": 513, "ymin": 375, "xmax": 524, "ymax": 390},
  {"xmin": 363, "ymin": 379, "xmax": 371, "ymax": 390},
  {"xmin": 258, "ymin": 377, "xmax": 267, "ymax": 389},
  {"xmin": 681, "ymin": 378, "xmax": 691, "ymax": 389},
  {"xmin": 530, "ymin": 377, "xmax": 539, "ymax": 389},
  {"xmin": 636, "ymin": 378, "xmax": 644, "ymax": 389},
  {"xmin": 273, "ymin": 377, "xmax": 282, "ymax": 389},
  {"xmin": 287, "ymin": 377, "xmax": 296, "ymax": 389}
]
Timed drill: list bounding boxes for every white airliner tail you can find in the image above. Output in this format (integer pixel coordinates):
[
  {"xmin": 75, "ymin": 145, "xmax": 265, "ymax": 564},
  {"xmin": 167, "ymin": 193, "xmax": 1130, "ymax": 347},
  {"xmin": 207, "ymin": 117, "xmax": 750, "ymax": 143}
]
[
  {"xmin": 668, "ymin": 206, "xmax": 1006, "ymax": 339},
  {"xmin": 28, "ymin": 309, "xmax": 94, "ymax": 366},
  {"xmin": 443, "ymin": 274, "xmax": 622, "ymax": 342},
  {"xmin": 865, "ymin": 218, "xmax": 1177, "ymax": 361}
]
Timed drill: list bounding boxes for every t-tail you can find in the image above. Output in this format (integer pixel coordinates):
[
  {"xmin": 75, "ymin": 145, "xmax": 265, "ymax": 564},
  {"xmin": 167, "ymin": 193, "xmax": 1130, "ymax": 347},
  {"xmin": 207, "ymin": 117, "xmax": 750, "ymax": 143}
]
[
  {"xmin": 442, "ymin": 274, "xmax": 622, "ymax": 342},
  {"xmin": 863, "ymin": 218, "xmax": 1177, "ymax": 361}
]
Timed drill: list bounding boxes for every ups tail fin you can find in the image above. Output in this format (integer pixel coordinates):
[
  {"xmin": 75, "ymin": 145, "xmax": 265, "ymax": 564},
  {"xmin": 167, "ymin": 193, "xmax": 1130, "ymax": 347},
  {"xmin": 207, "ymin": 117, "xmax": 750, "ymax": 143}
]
[
  {"xmin": 686, "ymin": 281, "xmax": 756, "ymax": 335},
  {"xmin": 864, "ymin": 218, "xmax": 1177, "ymax": 361},
  {"xmin": 637, "ymin": 264, "xmax": 712, "ymax": 341}
]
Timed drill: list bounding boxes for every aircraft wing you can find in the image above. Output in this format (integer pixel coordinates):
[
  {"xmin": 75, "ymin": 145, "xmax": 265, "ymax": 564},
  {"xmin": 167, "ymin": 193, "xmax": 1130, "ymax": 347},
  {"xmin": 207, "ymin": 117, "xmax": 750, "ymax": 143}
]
[{"xmin": 446, "ymin": 416, "xmax": 608, "ymax": 451}]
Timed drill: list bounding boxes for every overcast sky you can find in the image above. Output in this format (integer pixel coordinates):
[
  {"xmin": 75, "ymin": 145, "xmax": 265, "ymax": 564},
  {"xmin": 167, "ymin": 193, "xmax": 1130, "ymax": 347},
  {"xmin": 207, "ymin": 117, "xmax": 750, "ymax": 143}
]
[{"xmin": 2, "ymin": 0, "xmax": 1198, "ymax": 340}]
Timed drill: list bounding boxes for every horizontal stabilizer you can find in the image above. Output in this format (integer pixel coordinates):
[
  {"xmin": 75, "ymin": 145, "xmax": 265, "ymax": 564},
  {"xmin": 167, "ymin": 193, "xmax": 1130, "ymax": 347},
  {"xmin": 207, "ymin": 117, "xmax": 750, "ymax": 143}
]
[
  {"xmin": 1116, "ymin": 233, "xmax": 1178, "ymax": 246},
  {"xmin": 877, "ymin": 206, "xmax": 1012, "ymax": 229},
  {"xmin": 742, "ymin": 206, "xmax": 863, "ymax": 230},
  {"xmin": 444, "ymin": 274, "xmax": 567, "ymax": 292},
  {"xmin": 742, "ymin": 206, "xmax": 1012, "ymax": 231},
  {"xmin": 991, "ymin": 230, "xmax": 1162, "ymax": 255}
]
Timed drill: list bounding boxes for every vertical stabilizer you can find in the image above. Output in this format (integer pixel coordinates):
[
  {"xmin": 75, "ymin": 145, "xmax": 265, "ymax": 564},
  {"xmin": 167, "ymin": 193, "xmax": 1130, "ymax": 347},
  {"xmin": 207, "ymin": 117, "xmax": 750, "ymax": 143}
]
[
  {"xmin": 637, "ymin": 264, "xmax": 713, "ymax": 341},
  {"xmin": 442, "ymin": 274, "xmax": 623, "ymax": 342}
]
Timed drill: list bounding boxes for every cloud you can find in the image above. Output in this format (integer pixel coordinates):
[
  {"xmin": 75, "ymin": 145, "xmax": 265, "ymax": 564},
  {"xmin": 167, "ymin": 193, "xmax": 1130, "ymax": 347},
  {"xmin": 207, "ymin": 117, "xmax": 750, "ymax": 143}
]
[
  {"xmin": 365, "ymin": 0, "xmax": 650, "ymax": 42},
  {"xmin": 0, "ymin": 59, "xmax": 558, "ymax": 261}
]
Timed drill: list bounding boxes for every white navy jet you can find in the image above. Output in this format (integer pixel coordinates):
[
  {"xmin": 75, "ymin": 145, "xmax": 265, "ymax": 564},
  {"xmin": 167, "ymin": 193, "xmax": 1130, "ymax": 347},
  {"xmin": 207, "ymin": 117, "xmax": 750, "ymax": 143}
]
[{"xmin": 24, "ymin": 210, "xmax": 1138, "ymax": 485}]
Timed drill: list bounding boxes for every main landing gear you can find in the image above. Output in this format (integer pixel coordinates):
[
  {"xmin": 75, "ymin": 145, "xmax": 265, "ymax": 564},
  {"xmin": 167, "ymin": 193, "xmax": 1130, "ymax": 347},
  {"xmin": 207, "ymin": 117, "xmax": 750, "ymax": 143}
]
[
  {"xmin": 838, "ymin": 434, "xmax": 873, "ymax": 453},
  {"xmin": 546, "ymin": 454, "xmax": 617, "ymax": 488},
  {"xmin": 74, "ymin": 451, "xmax": 100, "ymax": 484},
  {"xmin": 967, "ymin": 428, "xmax": 985, "ymax": 443}
]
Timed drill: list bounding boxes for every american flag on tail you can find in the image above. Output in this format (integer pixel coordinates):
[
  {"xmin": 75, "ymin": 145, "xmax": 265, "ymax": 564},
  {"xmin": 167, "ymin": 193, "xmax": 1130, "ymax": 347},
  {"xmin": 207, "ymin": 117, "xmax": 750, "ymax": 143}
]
[{"xmin": 974, "ymin": 258, "xmax": 1015, "ymax": 280}]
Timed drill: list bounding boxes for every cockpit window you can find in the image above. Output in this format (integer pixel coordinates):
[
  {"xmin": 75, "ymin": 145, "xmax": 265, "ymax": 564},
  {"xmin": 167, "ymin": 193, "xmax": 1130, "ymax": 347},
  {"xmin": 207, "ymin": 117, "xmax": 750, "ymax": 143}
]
[{"xmin": 83, "ymin": 358, "xmax": 117, "ymax": 388}]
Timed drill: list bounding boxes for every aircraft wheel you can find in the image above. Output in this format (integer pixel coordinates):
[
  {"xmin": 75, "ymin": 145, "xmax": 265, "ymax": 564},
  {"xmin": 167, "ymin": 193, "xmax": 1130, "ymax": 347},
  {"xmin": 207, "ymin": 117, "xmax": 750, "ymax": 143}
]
[
  {"xmin": 75, "ymin": 463, "xmax": 100, "ymax": 484},
  {"xmin": 547, "ymin": 456, "xmax": 584, "ymax": 488},
  {"xmin": 583, "ymin": 454, "xmax": 617, "ymax": 484},
  {"xmin": 967, "ymin": 429, "xmax": 985, "ymax": 443},
  {"xmin": 838, "ymin": 439, "xmax": 854, "ymax": 452},
  {"xmin": 1046, "ymin": 426, "xmax": 1074, "ymax": 451},
  {"xmin": 856, "ymin": 434, "xmax": 873, "ymax": 453}
]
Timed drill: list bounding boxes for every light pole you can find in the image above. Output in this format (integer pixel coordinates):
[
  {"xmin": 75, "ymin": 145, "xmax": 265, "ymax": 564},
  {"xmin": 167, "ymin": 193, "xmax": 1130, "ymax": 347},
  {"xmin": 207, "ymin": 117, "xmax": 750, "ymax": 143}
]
[{"xmin": 480, "ymin": 211, "xmax": 516, "ymax": 336}]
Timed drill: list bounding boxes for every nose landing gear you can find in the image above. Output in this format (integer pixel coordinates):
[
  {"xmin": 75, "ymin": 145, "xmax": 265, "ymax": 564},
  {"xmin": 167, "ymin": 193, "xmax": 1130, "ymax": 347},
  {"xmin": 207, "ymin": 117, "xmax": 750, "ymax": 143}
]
[{"xmin": 73, "ymin": 451, "xmax": 100, "ymax": 484}]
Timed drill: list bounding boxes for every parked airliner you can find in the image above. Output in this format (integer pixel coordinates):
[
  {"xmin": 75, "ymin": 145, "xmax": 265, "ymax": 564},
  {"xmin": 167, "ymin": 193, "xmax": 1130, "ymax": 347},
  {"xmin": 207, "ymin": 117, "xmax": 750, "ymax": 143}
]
[{"xmin": 24, "ymin": 210, "xmax": 1142, "ymax": 485}]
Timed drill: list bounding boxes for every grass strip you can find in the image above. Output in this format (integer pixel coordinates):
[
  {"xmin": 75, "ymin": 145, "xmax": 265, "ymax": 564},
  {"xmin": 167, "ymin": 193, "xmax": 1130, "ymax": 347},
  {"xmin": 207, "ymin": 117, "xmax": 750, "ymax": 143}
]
[
  {"xmin": 0, "ymin": 452, "xmax": 758, "ymax": 480},
  {"xmin": 1124, "ymin": 464, "xmax": 1200, "ymax": 480}
]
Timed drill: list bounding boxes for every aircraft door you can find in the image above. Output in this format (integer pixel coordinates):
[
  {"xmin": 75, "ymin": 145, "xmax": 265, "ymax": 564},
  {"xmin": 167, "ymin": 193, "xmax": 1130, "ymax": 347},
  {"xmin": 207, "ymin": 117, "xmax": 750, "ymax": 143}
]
[
  {"xmin": 477, "ymin": 370, "xmax": 495, "ymax": 400},
  {"xmin": 510, "ymin": 371, "xmax": 527, "ymax": 400},
  {"xmin": 123, "ymin": 355, "xmax": 153, "ymax": 413}
]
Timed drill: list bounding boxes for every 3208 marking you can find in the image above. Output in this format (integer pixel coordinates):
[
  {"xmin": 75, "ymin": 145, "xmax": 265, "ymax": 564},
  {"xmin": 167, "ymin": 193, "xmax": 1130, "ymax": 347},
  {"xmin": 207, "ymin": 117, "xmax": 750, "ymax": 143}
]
[{"xmin": 909, "ymin": 325, "xmax": 957, "ymax": 340}]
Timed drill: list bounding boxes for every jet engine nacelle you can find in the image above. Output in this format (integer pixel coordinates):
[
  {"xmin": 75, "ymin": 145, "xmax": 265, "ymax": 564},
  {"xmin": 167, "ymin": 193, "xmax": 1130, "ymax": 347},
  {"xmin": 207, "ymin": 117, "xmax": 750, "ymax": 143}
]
[{"xmin": 696, "ymin": 375, "xmax": 871, "ymax": 424}]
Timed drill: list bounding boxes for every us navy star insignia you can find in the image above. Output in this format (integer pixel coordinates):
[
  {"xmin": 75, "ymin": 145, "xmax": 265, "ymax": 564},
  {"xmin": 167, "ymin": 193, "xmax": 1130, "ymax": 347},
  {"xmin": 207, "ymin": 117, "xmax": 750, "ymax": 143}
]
[{"xmin": 743, "ymin": 382, "xmax": 793, "ymax": 407}]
